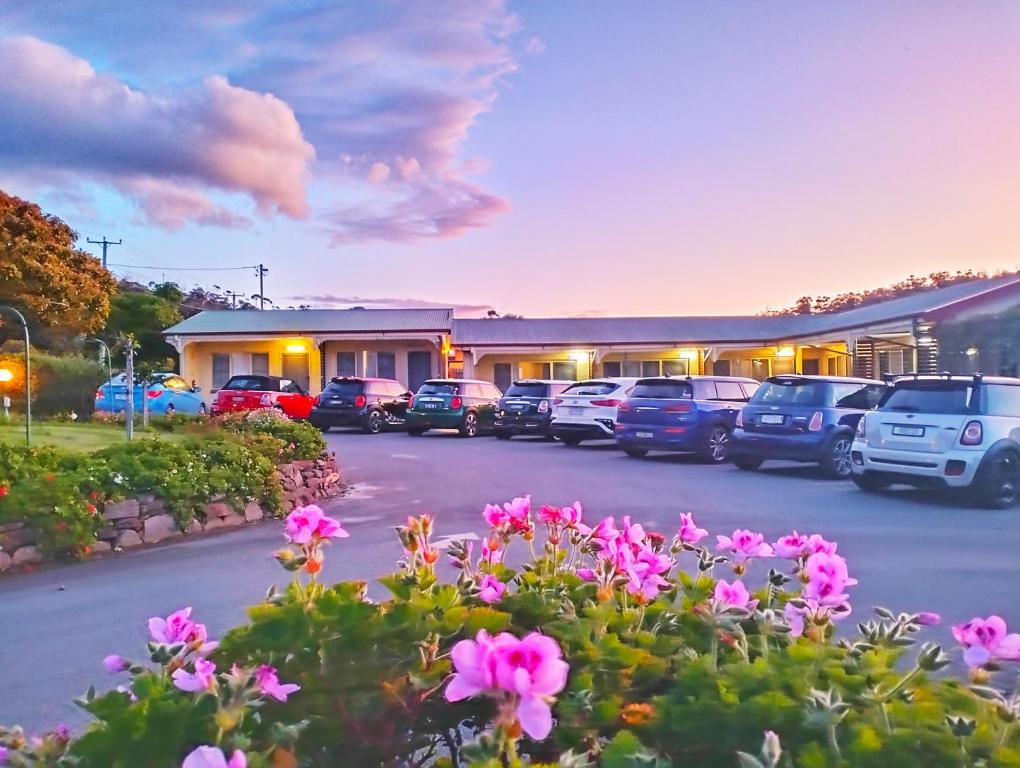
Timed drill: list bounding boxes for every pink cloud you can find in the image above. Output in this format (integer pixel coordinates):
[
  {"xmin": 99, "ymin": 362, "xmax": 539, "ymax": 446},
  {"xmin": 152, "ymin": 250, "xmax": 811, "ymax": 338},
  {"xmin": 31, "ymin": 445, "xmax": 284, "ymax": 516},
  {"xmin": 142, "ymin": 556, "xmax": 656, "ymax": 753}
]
[{"xmin": 0, "ymin": 35, "xmax": 314, "ymax": 226}]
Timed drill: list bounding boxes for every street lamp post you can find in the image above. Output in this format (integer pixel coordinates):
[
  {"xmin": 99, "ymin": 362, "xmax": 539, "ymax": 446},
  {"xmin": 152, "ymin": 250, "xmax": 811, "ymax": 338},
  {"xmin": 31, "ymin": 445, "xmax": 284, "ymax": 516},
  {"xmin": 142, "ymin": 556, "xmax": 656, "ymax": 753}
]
[
  {"xmin": 0, "ymin": 306, "xmax": 31, "ymax": 446},
  {"xmin": 84, "ymin": 338, "xmax": 115, "ymax": 411}
]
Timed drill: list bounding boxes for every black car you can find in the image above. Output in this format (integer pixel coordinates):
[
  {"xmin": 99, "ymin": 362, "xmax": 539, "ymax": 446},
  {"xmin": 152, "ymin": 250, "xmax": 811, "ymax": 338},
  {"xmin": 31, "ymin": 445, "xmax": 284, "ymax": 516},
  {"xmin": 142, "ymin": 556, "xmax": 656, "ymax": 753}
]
[
  {"xmin": 494, "ymin": 379, "xmax": 575, "ymax": 439},
  {"xmin": 309, "ymin": 377, "xmax": 412, "ymax": 434}
]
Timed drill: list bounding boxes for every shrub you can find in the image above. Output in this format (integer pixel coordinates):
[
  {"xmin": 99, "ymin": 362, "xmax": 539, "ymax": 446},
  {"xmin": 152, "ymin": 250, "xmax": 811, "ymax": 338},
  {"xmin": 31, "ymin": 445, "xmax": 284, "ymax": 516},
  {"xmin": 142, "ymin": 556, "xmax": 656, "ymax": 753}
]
[
  {"xmin": 10, "ymin": 499, "xmax": 1020, "ymax": 767},
  {"xmin": 214, "ymin": 410, "xmax": 326, "ymax": 462},
  {"xmin": 0, "ymin": 351, "xmax": 107, "ymax": 418}
]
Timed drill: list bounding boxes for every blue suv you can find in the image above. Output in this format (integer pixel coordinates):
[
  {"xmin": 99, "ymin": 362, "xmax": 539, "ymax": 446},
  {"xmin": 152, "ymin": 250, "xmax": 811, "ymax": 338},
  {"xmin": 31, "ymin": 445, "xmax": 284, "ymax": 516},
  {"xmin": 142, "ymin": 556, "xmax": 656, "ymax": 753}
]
[
  {"xmin": 615, "ymin": 376, "xmax": 759, "ymax": 462},
  {"xmin": 730, "ymin": 375, "xmax": 887, "ymax": 478}
]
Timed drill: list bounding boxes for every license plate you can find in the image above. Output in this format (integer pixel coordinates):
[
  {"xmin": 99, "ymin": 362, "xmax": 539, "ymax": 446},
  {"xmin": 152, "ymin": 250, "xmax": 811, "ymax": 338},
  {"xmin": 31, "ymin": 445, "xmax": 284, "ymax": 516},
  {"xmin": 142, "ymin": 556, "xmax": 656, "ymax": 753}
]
[
  {"xmin": 760, "ymin": 414, "xmax": 784, "ymax": 425},
  {"xmin": 568, "ymin": 407, "xmax": 584, "ymax": 416},
  {"xmin": 892, "ymin": 425, "xmax": 925, "ymax": 437},
  {"xmin": 636, "ymin": 431, "xmax": 654, "ymax": 438},
  {"xmin": 509, "ymin": 403, "xmax": 526, "ymax": 411},
  {"xmin": 421, "ymin": 401, "xmax": 441, "ymax": 410},
  {"xmin": 233, "ymin": 396, "xmax": 246, "ymax": 403},
  {"xmin": 114, "ymin": 393, "xmax": 127, "ymax": 401}
]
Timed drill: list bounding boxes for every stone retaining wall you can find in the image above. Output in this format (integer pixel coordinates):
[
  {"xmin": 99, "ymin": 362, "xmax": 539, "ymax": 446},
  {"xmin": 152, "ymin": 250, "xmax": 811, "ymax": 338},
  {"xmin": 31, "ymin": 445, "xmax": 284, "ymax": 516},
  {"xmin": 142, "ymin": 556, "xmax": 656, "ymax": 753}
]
[{"xmin": 0, "ymin": 453, "xmax": 343, "ymax": 573}]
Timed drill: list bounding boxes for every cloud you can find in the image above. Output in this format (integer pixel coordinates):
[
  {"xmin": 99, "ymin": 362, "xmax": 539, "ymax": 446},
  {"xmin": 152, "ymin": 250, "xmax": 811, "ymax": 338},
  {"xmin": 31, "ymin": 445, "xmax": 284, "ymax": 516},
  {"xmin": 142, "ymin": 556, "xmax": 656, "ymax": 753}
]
[
  {"xmin": 0, "ymin": 36, "xmax": 314, "ymax": 224},
  {"xmin": 0, "ymin": 1, "xmax": 522, "ymax": 239},
  {"xmin": 525, "ymin": 36, "xmax": 547, "ymax": 55},
  {"xmin": 285, "ymin": 294, "xmax": 494, "ymax": 314}
]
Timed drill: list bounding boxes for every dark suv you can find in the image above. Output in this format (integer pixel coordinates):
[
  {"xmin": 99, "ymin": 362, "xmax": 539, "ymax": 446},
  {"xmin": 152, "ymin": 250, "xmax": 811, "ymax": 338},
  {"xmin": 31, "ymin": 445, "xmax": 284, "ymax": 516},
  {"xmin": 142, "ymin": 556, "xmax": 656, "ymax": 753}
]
[
  {"xmin": 406, "ymin": 379, "xmax": 503, "ymax": 437},
  {"xmin": 494, "ymin": 380, "xmax": 575, "ymax": 440},
  {"xmin": 309, "ymin": 377, "xmax": 411, "ymax": 434},
  {"xmin": 729, "ymin": 375, "xmax": 887, "ymax": 478},
  {"xmin": 615, "ymin": 376, "xmax": 759, "ymax": 462}
]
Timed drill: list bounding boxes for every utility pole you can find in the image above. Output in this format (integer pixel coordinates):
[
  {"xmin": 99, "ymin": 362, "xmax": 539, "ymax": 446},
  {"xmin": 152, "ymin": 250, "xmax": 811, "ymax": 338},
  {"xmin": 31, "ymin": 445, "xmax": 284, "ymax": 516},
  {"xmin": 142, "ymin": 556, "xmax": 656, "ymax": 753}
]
[
  {"xmin": 224, "ymin": 291, "xmax": 243, "ymax": 308},
  {"xmin": 124, "ymin": 338, "xmax": 135, "ymax": 441},
  {"xmin": 255, "ymin": 264, "xmax": 269, "ymax": 310},
  {"xmin": 87, "ymin": 237, "xmax": 122, "ymax": 269}
]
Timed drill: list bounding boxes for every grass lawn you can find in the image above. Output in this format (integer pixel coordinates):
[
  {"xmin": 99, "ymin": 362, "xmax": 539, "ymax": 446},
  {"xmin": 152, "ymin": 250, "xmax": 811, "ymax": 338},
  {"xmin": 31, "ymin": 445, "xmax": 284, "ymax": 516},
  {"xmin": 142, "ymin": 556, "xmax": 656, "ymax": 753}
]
[{"xmin": 0, "ymin": 421, "xmax": 185, "ymax": 452}]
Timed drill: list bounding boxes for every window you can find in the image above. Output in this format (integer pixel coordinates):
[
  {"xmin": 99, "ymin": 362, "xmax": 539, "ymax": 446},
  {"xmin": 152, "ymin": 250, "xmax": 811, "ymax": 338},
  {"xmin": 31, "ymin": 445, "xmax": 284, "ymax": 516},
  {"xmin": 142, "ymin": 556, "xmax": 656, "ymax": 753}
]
[
  {"xmin": 662, "ymin": 360, "xmax": 689, "ymax": 377},
  {"xmin": 493, "ymin": 363, "xmax": 513, "ymax": 394},
  {"xmin": 602, "ymin": 362, "xmax": 622, "ymax": 377},
  {"xmin": 878, "ymin": 348, "xmax": 909, "ymax": 376},
  {"xmin": 827, "ymin": 357, "xmax": 838, "ymax": 376},
  {"xmin": 212, "ymin": 354, "xmax": 231, "ymax": 389},
  {"xmin": 981, "ymin": 384, "xmax": 1020, "ymax": 416},
  {"xmin": 484, "ymin": 384, "xmax": 503, "ymax": 398},
  {"xmin": 622, "ymin": 360, "xmax": 642, "ymax": 377},
  {"xmin": 251, "ymin": 353, "xmax": 270, "ymax": 376},
  {"xmin": 376, "ymin": 352, "xmax": 396, "ymax": 380},
  {"xmin": 280, "ymin": 379, "xmax": 305, "ymax": 394},
  {"xmin": 751, "ymin": 379, "xmax": 825, "ymax": 406},
  {"xmin": 832, "ymin": 383, "xmax": 886, "ymax": 409},
  {"xmin": 562, "ymin": 381, "xmax": 618, "ymax": 396},
  {"xmin": 692, "ymin": 381, "xmax": 716, "ymax": 400},
  {"xmin": 506, "ymin": 382, "xmax": 549, "ymax": 398},
  {"xmin": 323, "ymin": 380, "xmax": 364, "ymax": 397},
  {"xmin": 801, "ymin": 359, "xmax": 820, "ymax": 376},
  {"xmin": 630, "ymin": 380, "xmax": 693, "ymax": 399},
  {"xmin": 740, "ymin": 382, "xmax": 760, "ymax": 399},
  {"xmin": 715, "ymin": 381, "xmax": 748, "ymax": 401},
  {"xmin": 882, "ymin": 382, "xmax": 975, "ymax": 415},
  {"xmin": 712, "ymin": 360, "xmax": 732, "ymax": 376},
  {"xmin": 337, "ymin": 352, "xmax": 357, "ymax": 377},
  {"xmin": 222, "ymin": 376, "xmax": 265, "ymax": 391},
  {"xmin": 641, "ymin": 361, "xmax": 661, "ymax": 377},
  {"xmin": 552, "ymin": 361, "xmax": 577, "ymax": 380},
  {"xmin": 163, "ymin": 376, "xmax": 190, "ymax": 391},
  {"xmin": 418, "ymin": 381, "xmax": 460, "ymax": 395}
]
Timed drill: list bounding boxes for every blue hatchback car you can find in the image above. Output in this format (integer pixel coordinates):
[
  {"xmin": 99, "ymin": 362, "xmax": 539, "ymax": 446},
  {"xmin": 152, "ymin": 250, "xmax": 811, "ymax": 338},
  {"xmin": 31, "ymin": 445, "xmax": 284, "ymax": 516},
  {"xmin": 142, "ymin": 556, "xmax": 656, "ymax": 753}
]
[
  {"xmin": 729, "ymin": 375, "xmax": 887, "ymax": 478},
  {"xmin": 615, "ymin": 376, "xmax": 760, "ymax": 462},
  {"xmin": 95, "ymin": 373, "xmax": 206, "ymax": 416}
]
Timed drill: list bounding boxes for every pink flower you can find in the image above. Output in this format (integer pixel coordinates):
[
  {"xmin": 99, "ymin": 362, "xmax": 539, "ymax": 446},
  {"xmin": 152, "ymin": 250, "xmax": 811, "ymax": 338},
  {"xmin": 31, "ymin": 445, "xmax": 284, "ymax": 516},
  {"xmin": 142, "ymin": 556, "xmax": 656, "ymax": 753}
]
[
  {"xmin": 561, "ymin": 501, "xmax": 583, "ymax": 528},
  {"xmin": 172, "ymin": 658, "xmax": 217, "ymax": 693},
  {"xmin": 802, "ymin": 552, "xmax": 856, "ymax": 608},
  {"xmin": 716, "ymin": 530, "xmax": 774, "ymax": 563},
  {"xmin": 953, "ymin": 616, "xmax": 1020, "ymax": 668},
  {"xmin": 284, "ymin": 505, "xmax": 348, "ymax": 545},
  {"xmin": 784, "ymin": 602, "xmax": 807, "ymax": 637},
  {"xmin": 254, "ymin": 665, "xmax": 301, "ymax": 702},
  {"xmin": 576, "ymin": 567, "xmax": 595, "ymax": 582},
  {"xmin": 182, "ymin": 746, "xmax": 247, "ymax": 768},
  {"xmin": 149, "ymin": 608, "xmax": 201, "ymax": 645},
  {"xmin": 483, "ymin": 503, "xmax": 509, "ymax": 529},
  {"xmin": 619, "ymin": 516, "xmax": 646, "ymax": 547},
  {"xmin": 103, "ymin": 654, "xmax": 128, "ymax": 673},
  {"xmin": 445, "ymin": 630, "xmax": 569, "ymax": 741},
  {"xmin": 773, "ymin": 531, "xmax": 810, "ymax": 559},
  {"xmin": 478, "ymin": 574, "xmax": 506, "ymax": 604},
  {"xmin": 482, "ymin": 537, "xmax": 503, "ymax": 565},
  {"xmin": 624, "ymin": 546, "xmax": 673, "ymax": 602},
  {"xmin": 805, "ymin": 534, "xmax": 837, "ymax": 555},
  {"xmin": 917, "ymin": 612, "xmax": 941, "ymax": 627},
  {"xmin": 578, "ymin": 516, "xmax": 619, "ymax": 542},
  {"xmin": 713, "ymin": 579, "xmax": 758, "ymax": 612},
  {"xmin": 677, "ymin": 513, "xmax": 708, "ymax": 544},
  {"xmin": 504, "ymin": 496, "xmax": 533, "ymax": 534}
]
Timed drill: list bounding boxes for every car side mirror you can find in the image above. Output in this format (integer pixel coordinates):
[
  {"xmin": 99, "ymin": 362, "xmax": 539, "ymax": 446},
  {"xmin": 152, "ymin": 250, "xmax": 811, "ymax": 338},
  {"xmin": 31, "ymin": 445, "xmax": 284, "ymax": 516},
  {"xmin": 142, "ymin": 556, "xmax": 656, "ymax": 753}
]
[{"xmin": 191, "ymin": 386, "xmax": 202, "ymax": 393}]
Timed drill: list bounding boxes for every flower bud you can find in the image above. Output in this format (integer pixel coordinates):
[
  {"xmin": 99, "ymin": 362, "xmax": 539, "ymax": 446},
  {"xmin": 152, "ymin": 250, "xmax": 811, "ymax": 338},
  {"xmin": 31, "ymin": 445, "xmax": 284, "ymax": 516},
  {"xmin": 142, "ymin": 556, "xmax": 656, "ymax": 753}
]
[{"xmin": 762, "ymin": 730, "xmax": 782, "ymax": 767}]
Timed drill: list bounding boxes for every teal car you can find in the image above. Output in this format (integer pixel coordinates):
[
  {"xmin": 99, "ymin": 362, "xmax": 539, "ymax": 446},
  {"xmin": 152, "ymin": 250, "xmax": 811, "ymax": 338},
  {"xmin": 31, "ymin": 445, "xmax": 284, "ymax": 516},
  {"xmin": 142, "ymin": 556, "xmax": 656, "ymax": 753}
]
[{"xmin": 406, "ymin": 379, "xmax": 502, "ymax": 437}]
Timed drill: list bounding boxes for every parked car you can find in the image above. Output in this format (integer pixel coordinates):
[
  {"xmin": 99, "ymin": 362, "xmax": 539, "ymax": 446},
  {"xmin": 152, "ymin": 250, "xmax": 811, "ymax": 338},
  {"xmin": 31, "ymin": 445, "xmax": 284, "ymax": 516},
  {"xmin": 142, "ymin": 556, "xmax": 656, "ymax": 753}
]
[
  {"xmin": 309, "ymin": 377, "xmax": 412, "ymax": 434},
  {"xmin": 549, "ymin": 377, "xmax": 640, "ymax": 445},
  {"xmin": 210, "ymin": 375, "xmax": 316, "ymax": 420},
  {"xmin": 405, "ymin": 379, "xmax": 502, "ymax": 437},
  {"xmin": 95, "ymin": 373, "xmax": 206, "ymax": 416},
  {"xmin": 615, "ymin": 375, "xmax": 759, "ymax": 462},
  {"xmin": 729, "ymin": 375, "xmax": 887, "ymax": 478},
  {"xmin": 851, "ymin": 374, "xmax": 1020, "ymax": 508},
  {"xmin": 494, "ymin": 379, "xmax": 575, "ymax": 440}
]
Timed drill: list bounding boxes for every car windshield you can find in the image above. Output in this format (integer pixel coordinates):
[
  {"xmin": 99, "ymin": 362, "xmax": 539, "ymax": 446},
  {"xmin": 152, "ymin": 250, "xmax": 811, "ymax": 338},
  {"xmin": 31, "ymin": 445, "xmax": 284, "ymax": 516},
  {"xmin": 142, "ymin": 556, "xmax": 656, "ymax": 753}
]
[
  {"xmin": 562, "ymin": 381, "xmax": 618, "ymax": 396},
  {"xmin": 505, "ymin": 382, "xmax": 548, "ymax": 397},
  {"xmin": 751, "ymin": 379, "xmax": 825, "ymax": 407},
  {"xmin": 323, "ymin": 380, "xmax": 364, "ymax": 397},
  {"xmin": 630, "ymin": 380, "xmax": 693, "ymax": 399},
  {"xmin": 418, "ymin": 382, "xmax": 460, "ymax": 395},
  {"xmin": 881, "ymin": 383, "xmax": 976, "ymax": 414},
  {"xmin": 222, "ymin": 377, "xmax": 267, "ymax": 391}
]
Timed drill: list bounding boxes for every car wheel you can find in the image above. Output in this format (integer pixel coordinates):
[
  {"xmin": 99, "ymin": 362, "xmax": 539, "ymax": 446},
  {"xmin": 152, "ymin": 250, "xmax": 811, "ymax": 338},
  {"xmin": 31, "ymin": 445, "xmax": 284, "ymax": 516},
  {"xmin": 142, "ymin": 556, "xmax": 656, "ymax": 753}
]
[
  {"xmin": 363, "ymin": 409, "xmax": 384, "ymax": 434},
  {"xmin": 623, "ymin": 447, "xmax": 648, "ymax": 458},
  {"xmin": 701, "ymin": 426, "xmax": 730, "ymax": 464},
  {"xmin": 407, "ymin": 428, "xmax": 426, "ymax": 437},
  {"xmin": 495, "ymin": 429, "xmax": 513, "ymax": 440},
  {"xmin": 165, "ymin": 404, "xmax": 176, "ymax": 416},
  {"xmin": 198, "ymin": 403, "xmax": 207, "ymax": 416},
  {"xmin": 459, "ymin": 412, "xmax": 479, "ymax": 438},
  {"xmin": 317, "ymin": 424, "xmax": 331, "ymax": 433},
  {"xmin": 733, "ymin": 456, "xmax": 763, "ymax": 471},
  {"xmin": 852, "ymin": 472, "xmax": 892, "ymax": 493},
  {"xmin": 822, "ymin": 433, "xmax": 854, "ymax": 479},
  {"xmin": 559, "ymin": 436, "xmax": 582, "ymax": 447},
  {"xmin": 974, "ymin": 449, "xmax": 1020, "ymax": 509}
]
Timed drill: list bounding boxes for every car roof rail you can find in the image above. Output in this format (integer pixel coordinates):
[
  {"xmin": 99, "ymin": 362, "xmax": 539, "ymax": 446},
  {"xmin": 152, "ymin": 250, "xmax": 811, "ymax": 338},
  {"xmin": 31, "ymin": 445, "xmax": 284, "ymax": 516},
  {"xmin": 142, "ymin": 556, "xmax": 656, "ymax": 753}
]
[
  {"xmin": 973, "ymin": 372, "xmax": 984, "ymax": 384},
  {"xmin": 940, "ymin": 371, "xmax": 953, "ymax": 379}
]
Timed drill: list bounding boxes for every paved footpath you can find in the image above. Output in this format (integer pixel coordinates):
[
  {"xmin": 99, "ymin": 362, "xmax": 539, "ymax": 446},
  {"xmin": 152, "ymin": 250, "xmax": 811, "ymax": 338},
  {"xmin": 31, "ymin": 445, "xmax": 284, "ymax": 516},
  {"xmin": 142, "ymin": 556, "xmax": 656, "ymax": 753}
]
[{"xmin": 2, "ymin": 431, "xmax": 1019, "ymax": 732}]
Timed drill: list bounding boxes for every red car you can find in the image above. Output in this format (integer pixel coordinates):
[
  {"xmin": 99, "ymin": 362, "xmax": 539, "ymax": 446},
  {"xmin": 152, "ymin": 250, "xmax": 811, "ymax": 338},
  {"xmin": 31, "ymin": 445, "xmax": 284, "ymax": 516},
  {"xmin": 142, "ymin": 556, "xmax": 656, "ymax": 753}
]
[{"xmin": 210, "ymin": 375, "xmax": 316, "ymax": 420}]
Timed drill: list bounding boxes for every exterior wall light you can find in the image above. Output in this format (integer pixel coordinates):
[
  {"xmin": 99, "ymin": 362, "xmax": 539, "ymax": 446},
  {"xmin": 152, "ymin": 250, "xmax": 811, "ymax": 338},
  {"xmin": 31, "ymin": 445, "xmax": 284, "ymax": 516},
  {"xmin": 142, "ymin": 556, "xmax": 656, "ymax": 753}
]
[
  {"xmin": 776, "ymin": 346, "xmax": 795, "ymax": 358},
  {"xmin": 285, "ymin": 343, "xmax": 307, "ymax": 353},
  {"xmin": 966, "ymin": 347, "xmax": 979, "ymax": 357},
  {"xmin": 569, "ymin": 350, "xmax": 590, "ymax": 363}
]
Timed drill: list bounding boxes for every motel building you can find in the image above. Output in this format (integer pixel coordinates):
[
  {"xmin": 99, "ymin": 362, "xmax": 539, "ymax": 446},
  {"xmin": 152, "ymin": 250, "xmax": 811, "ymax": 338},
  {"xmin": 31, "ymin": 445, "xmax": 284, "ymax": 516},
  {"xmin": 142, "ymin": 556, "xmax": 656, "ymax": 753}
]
[{"xmin": 163, "ymin": 275, "xmax": 1020, "ymax": 399}]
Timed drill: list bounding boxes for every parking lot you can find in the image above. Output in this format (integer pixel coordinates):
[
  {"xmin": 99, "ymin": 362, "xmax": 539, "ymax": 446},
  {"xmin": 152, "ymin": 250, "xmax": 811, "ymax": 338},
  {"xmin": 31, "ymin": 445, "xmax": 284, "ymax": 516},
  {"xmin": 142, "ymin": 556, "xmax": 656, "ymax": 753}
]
[{"xmin": 3, "ymin": 429, "xmax": 1020, "ymax": 733}]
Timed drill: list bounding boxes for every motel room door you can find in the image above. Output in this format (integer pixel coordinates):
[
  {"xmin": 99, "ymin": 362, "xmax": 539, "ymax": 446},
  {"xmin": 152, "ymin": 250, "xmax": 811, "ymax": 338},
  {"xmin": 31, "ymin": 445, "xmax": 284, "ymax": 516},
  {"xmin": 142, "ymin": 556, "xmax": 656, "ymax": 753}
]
[
  {"xmin": 282, "ymin": 353, "xmax": 311, "ymax": 393},
  {"xmin": 407, "ymin": 351, "xmax": 432, "ymax": 392}
]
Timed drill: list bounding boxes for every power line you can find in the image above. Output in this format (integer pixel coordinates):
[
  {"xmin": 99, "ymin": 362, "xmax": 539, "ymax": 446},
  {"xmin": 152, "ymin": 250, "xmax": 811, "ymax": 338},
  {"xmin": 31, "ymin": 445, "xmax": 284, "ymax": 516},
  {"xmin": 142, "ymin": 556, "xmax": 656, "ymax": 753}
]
[
  {"xmin": 87, "ymin": 236, "xmax": 122, "ymax": 268},
  {"xmin": 107, "ymin": 262, "xmax": 257, "ymax": 272}
]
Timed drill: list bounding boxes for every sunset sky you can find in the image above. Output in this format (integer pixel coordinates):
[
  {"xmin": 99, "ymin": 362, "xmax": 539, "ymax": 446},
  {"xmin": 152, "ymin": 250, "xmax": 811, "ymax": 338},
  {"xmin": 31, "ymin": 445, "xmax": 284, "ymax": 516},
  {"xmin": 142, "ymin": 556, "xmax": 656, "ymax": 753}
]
[{"xmin": 1, "ymin": 2, "xmax": 1018, "ymax": 316}]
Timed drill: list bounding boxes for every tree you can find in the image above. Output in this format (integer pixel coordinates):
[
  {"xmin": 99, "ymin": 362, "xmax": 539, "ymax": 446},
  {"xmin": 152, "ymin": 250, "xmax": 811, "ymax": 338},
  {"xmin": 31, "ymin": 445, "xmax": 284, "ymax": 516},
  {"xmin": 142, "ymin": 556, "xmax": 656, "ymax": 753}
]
[
  {"xmin": 103, "ymin": 281, "xmax": 182, "ymax": 367},
  {"xmin": 0, "ymin": 189, "xmax": 117, "ymax": 349}
]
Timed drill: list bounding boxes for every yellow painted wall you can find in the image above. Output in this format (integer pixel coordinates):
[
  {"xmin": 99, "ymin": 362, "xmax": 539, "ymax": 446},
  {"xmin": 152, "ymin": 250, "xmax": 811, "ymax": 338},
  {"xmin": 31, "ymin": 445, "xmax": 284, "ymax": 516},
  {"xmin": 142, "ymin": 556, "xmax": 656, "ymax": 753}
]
[
  {"xmin": 598, "ymin": 350, "xmax": 704, "ymax": 376},
  {"xmin": 180, "ymin": 339, "xmax": 321, "ymax": 399},
  {"xmin": 471, "ymin": 352, "xmax": 592, "ymax": 383},
  {"xmin": 321, "ymin": 340, "xmax": 442, "ymax": 386}
]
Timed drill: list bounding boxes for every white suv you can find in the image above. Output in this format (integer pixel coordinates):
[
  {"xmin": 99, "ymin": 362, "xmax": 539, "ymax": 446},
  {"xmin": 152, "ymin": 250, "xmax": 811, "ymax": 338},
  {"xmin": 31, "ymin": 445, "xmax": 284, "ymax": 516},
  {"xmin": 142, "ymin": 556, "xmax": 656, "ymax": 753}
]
[
  {"xmin": 851, "ymin": 374, "xmax": 1020, "ymax": 508},
  {"xmin": 550, "ymin": 377, "xmax": 639, "ymax": 445}
]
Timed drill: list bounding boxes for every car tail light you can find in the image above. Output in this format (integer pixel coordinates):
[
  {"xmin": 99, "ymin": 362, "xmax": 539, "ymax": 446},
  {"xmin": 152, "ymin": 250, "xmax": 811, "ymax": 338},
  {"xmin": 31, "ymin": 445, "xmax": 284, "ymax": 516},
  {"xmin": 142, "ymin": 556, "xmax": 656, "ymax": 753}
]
[
  {"xmin": 95, "ymin": 388, "xmax": 103, "ymax": 399},
  {"xmin": 856, "ymin": 415, "xmax": 867, "ymax": 438},
  {"xmin": 961, "ymin": 420, "xmax": 983, "ymax": 446},
  {"xmin": 450, "ymin": 396, "xmax": 463, "ymax": 409},
  {"xmin": 664, "ymin": 402, "xmax": 693, "ymax": 413},
  {"xmin": 808, "ymin": 411, "xmax": 824, "ymax": 432},
  {"xmin": 735, "ymin": 409, "xmax": 744, "ymax": 427},
  {"xmin": 538, "ymin": 399, "xmax": 549, "ymax": 413},
  {"xmin": 260, "ymin": 394, "xmax": 272, "ymax": 406},
  {"xmin": 590, "ymin": 399, "xmax": 621, "ymax": 407},
  {"xmin": 147, "ymin": 389, "xmax": 162, "ymax": 398},
  {"xmin": 408, "ymin": 395, "xmax": 415, "ymax": 409},
  {"xmin": 553, "ymin": 398, "xmax": 563, "ymax": 406},
  {"xmin": 617, "ymin": 401, "xmax": 631, "ymax": 413},
  {"xmin": 354, "ymin": 394, "xmax": 367, "ymax": 408}
]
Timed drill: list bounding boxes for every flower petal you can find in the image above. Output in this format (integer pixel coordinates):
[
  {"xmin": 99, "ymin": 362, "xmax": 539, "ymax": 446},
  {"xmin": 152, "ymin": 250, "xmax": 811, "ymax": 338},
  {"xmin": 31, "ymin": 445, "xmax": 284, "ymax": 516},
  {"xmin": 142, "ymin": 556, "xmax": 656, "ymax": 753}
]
[{"xmin": 517, "ymin": 695, "xmax": 554, "ymax": 740}]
